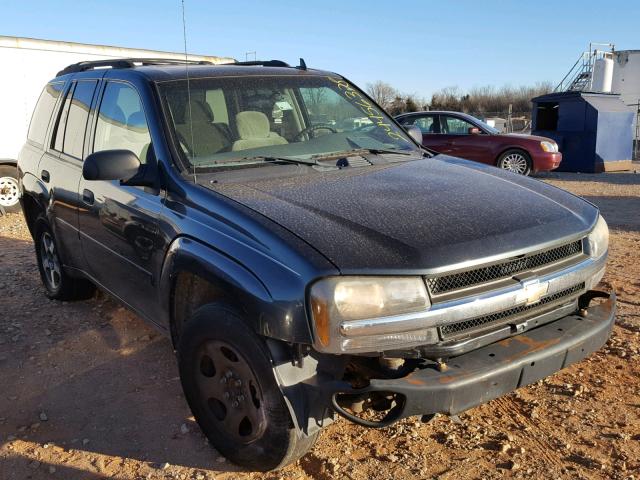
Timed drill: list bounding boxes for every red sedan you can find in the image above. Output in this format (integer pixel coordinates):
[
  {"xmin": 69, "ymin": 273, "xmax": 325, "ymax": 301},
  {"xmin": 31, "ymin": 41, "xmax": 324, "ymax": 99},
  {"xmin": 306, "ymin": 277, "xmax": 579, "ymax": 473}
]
[{"xmin": 396, "ymin": 111, "xmax": 561, "ymax": 175}]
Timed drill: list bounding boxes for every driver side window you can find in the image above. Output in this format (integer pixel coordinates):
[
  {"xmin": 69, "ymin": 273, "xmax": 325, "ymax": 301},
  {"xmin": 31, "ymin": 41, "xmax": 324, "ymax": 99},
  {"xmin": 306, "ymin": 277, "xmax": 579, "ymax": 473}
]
[
  {"xmin": 94, "ymin": 82, "xmax": 152, "ymax": 163},
  {"xmin": 441, "ymin": 115, "xmax": 475, "ymax": 135}
]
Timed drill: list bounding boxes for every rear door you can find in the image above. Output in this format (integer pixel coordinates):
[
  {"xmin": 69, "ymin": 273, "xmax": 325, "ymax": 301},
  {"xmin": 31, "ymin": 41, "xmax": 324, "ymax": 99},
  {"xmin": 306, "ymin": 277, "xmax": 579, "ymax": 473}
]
[
  {"xmin": 440, "ymin": 114, "xmax": 492, "ymax": 163},
  {"xmin": 38, "ymin": 79, "xmax": 99, "ymax": 269},
  {"xmin": 78, "ymin": 79, "xmax": 163, "ymax": 317}
]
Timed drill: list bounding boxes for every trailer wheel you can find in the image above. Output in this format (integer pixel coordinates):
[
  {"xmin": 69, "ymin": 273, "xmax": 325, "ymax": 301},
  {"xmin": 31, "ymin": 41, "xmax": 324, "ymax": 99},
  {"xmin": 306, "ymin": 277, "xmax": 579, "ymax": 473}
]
[{"xmin": 0, "ymin": 165, "xmax": 21, "ymax": 213}]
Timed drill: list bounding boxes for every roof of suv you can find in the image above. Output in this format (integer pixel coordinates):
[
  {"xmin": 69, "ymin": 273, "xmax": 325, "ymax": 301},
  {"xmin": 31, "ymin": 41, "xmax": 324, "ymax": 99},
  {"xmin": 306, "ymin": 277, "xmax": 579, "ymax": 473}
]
[{"xmin": 56, "ymin": 58, "xmax": 333, "ymax": 82}]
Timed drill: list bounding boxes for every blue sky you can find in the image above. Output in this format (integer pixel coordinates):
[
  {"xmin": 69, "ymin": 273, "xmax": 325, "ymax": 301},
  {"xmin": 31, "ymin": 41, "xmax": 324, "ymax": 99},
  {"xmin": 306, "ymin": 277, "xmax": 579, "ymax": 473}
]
[{"xmin": 2, "ymin": 0, "xmax": 639, "ymax": 98}]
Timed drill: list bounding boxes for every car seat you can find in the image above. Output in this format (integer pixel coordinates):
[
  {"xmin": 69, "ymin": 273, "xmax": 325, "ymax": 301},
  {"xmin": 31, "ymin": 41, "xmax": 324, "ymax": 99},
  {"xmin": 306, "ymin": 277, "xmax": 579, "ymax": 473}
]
[{"xmin": 231, "ymin": 111, "xmax": 288, "ymax": 151}]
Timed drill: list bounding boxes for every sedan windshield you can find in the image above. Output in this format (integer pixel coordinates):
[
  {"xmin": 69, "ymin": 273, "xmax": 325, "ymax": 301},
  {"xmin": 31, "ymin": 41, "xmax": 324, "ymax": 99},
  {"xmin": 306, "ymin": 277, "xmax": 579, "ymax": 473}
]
[{"xmin": 158, "ymin": 74, "xmax": 419, "ymax": 169}]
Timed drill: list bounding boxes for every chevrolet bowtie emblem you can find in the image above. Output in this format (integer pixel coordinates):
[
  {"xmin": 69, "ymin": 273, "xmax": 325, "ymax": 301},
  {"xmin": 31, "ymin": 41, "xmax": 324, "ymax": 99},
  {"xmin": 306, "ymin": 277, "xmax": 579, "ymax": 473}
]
[{"xmin": 516, "ymin": 278, "xmax": 549, "ymax": 306}]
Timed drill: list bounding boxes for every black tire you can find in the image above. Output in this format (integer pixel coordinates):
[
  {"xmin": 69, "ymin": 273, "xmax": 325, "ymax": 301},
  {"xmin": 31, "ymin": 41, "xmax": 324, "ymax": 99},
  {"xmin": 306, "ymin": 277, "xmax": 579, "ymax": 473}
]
[
  {"xmin": 0, "ymin": 165, "xmax": 21, "ymax": 213},
  {"xmin": 178, "ymin": 305, "xmax": 317, "ymax": 471},
  {"xmin": 496, "ymin": 149, "xmax": 532, "ymax": 176},
  {"xmin": 34, "ymin": 216, "xmax": 95, "ymax": 300}
]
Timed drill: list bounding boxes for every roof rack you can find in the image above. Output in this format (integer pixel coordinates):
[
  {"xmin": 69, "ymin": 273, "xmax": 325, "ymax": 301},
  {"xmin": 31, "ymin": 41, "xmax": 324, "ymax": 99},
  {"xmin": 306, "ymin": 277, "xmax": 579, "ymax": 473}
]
[
  {"xmin": 231, "ymin": 60, "xmax": 291, "ymax": 67},
  {"xmin": 56, "ymin": 58, "xmax": 213, "ymax": 77}
]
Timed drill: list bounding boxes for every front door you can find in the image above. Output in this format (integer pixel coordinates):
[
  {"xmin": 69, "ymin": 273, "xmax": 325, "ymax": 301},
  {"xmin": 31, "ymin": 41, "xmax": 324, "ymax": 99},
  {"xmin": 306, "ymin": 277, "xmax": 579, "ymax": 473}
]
[
  {"xmin": 78, "ymin": 80, "xmax": 163, "ymax": 318},
  {"xmin": 440, "ymin": 115, "xmax": 491, "ymax": 163}
]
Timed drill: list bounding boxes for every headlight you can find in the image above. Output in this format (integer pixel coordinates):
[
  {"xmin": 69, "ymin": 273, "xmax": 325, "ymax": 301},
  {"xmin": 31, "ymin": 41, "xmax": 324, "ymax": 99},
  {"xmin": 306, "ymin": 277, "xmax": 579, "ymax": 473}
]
[
  {"xmin": 309, "ymin": 276, "xmax": 434, "ymax": 353},
  {"xmin": 587, "ymin": 215, "xmax": 609, "ymax": 258},
  {"xmin": 540, "ymin": 141, "xmax": 558, "ymax": 153}
]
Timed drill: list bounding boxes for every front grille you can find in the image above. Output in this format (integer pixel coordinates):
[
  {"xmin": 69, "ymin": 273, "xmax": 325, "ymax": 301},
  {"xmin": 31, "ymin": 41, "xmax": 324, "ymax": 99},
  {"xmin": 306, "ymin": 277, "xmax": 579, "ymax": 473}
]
[
  {"xmin": 439, "ymin": 282, "xmax": 585, "ymax": 339},
  {"xmin": 426, "ymin": 240, "xmax": 583, "ymax": 296}
]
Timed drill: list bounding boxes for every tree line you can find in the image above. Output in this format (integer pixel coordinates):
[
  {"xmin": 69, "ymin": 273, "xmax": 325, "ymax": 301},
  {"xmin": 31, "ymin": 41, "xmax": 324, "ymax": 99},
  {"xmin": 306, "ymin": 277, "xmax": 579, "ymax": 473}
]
[{"xmin": 366, "ymin": 81, "xmax": 553, "ymax": 117}]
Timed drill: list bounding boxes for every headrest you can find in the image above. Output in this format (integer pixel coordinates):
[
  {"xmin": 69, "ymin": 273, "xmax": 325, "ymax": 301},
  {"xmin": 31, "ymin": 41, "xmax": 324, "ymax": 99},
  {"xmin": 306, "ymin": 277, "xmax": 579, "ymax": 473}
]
[
  {"xmin": 236, "ymin": 111, "xmax": 270, "ymax": 139},
  {"xmin": 103, "ymin": 105, "xmax": 126, "ymax": 125},
  {"xmin": 188, "ymin": 100, "xmax": 214, "ymax": 123},
  {"xmin": 127, "ymin": 111, "xmax": 146, "ymax": 128}
]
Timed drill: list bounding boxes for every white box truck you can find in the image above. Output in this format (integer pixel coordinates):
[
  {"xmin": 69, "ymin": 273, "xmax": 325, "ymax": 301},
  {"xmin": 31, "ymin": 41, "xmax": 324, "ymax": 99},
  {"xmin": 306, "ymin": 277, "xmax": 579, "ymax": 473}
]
[{"xmin": 0, "ymin": 35, "xmax": 232, "ymax": 212}]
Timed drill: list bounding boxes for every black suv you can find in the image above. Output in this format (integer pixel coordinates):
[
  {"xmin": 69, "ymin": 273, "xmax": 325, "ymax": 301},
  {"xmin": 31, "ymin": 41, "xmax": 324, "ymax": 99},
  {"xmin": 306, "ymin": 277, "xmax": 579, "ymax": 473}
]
[{"xmin": 18, "ymin": 58, "xmax": 615, "ymax": 471}]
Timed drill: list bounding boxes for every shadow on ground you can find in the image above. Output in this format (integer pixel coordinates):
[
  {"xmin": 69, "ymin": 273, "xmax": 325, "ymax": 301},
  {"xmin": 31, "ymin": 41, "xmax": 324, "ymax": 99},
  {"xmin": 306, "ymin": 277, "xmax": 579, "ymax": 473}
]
[{"xmin": 0, "ymin": 233, "xmax": 245, "ymax": 478}]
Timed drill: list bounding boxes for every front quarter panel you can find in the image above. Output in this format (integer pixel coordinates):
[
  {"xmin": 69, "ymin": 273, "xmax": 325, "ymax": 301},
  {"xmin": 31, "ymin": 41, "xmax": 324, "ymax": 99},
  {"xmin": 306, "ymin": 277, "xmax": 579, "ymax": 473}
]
[{"xmin": 158, "ymin": 177, "xmax": 339, "ymax": 344}]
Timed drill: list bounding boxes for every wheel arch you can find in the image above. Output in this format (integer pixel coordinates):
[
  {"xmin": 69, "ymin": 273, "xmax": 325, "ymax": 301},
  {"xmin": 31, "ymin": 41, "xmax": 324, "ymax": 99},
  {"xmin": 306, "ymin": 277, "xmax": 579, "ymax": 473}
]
[
  {"xmin": 494, "ymin": 146, "xmax": 532, "ymax": 166},
  {"xmin": 160, "ymin": 236, "xmax": 277, "ymax": 348}
]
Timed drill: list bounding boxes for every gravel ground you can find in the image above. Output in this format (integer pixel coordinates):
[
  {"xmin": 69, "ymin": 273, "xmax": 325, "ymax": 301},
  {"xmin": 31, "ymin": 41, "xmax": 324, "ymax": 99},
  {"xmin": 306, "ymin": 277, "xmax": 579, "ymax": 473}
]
[{"xmin": 0, "ymin": 171, "xmax": 638, "ymax": 480}]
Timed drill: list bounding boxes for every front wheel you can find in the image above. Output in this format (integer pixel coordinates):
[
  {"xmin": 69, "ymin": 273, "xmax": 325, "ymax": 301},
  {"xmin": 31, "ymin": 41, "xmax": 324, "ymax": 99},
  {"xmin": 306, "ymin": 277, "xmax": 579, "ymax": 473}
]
[
  {"xmin": 177, "ymin": 305, "xmax": 317, "ymax": 471},
  {"xmin": 0, "ymin": 165, "xmax": 21, "ymax": 213},
  {"xmin": 497, "ymin": 149, "xmax": 532, "ymax": 176}
]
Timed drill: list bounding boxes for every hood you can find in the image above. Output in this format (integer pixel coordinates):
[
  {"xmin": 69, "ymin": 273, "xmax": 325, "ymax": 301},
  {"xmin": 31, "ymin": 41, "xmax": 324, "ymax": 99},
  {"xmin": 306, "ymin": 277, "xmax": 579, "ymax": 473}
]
[
  {"xmin": 203, "ymin": 156, "xmax": 597, "ymax": 273},
  {"xmin": 503, "ymin": 133, "xmax": 555, "ymax": 143}
]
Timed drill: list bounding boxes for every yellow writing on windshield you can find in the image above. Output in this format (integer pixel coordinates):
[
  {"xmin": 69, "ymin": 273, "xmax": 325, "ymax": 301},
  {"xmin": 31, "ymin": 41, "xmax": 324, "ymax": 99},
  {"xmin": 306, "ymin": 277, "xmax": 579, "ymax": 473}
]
[{"xmin": 327, "ymin": 76, "xmax": 408, "ymax": 142}]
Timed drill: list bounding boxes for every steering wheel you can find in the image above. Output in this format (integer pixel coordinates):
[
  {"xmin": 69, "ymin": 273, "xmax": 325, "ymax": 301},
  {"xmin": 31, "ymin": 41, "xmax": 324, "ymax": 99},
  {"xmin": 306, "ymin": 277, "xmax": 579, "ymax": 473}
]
[{"xmin": 293, "ymin": 124, "xmax": 337, "ymax": 142}]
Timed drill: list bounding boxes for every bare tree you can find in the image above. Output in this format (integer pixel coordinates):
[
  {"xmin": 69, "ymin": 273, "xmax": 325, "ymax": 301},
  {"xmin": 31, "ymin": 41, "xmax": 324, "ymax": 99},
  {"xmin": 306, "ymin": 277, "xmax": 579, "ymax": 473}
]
[{"xmin": 366, "ymin": 81, "xmax": 398, "ymax": 111}]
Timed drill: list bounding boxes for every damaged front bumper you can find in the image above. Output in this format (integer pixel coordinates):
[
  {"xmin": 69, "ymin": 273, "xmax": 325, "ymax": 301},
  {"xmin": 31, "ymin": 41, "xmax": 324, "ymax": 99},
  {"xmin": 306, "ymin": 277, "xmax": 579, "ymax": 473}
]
[{"xmin": 322, "ymin": 290, "xmax": 615, "ymax": 427}]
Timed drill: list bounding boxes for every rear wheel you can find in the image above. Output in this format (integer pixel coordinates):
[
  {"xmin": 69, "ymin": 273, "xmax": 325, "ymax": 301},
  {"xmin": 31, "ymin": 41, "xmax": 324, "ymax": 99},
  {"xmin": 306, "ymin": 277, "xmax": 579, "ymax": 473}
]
[
  {"xmin": 497, "ymin": 149, "xmax": 532, "ymax": 175},
  {"xmin": 178, "ymin": 305, "xmax": 317, "ymax": 471},
  {"xmin": 34, "ymin": 217, "xmax": 95, "ymax": 300},
  {"xmin": 0, "ymin": 165, "xmax": 21, "ymax": 213}
]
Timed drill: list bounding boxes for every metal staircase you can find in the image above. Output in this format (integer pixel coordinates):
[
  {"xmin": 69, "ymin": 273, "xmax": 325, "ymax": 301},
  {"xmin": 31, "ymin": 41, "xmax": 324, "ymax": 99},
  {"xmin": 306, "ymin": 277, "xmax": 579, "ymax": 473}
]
[{"xmin": 555, "ymin": 43, "xmax": 614, "ymax": 92}]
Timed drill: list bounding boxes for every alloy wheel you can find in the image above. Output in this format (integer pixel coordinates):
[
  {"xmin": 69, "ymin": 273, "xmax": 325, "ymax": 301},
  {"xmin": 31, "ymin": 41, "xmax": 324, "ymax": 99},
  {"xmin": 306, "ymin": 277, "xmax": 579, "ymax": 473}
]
[
  {"xmin": 40, "ymin": 232, "xmax": 62, "ymax": 291},
  {"xmin": 0, "ymin": 176, "xmax": 19, "ymax": 208},
  {"xmin": 195, "ymin": 340, "xmax": 267, "ymax": 444},
  {"xmin": 500, "ymin": 152, "xmax": 529, "ymax": 174}
]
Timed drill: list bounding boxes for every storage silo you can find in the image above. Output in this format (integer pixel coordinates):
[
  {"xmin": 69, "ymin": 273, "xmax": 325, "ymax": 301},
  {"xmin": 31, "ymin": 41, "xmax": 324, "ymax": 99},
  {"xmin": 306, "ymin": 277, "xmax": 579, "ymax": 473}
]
[{"xmin": 592, "ymin": 55, "xmax": 614, "ymax": 93}]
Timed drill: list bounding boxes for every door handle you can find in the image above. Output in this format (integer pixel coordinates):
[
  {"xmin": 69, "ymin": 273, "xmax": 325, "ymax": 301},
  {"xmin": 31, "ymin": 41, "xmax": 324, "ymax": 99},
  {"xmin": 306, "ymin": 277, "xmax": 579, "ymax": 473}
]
[
  {"xmin": 82, "ymin": 189, "xmax": 95, "ymax": 205},
  {"xmin": 41, "ymin": 170, "xmax": 50, "ymax": 183}
]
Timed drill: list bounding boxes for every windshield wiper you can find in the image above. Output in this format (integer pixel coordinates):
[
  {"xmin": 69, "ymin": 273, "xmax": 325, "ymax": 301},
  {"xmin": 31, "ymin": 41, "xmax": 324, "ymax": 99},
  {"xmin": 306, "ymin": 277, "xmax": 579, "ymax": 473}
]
[
  {"xmin": 310, "ymin": 148, "xmax": 417, "ymax": 161},
  {"xmin": 214, "ymin": 155, "xmax": 320, "ymax": 166}
]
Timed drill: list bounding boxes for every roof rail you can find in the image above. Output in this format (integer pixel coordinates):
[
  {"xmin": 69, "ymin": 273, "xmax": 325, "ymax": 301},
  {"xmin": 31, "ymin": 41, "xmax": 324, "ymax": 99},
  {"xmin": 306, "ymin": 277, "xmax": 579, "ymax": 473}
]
[
  {"xmin": 231, "ymin": 60, "xmax": 291, "ymax": 67},
  {"xmin": 56, "ymin": 58, "xmax": 213, "ymax": 77}
]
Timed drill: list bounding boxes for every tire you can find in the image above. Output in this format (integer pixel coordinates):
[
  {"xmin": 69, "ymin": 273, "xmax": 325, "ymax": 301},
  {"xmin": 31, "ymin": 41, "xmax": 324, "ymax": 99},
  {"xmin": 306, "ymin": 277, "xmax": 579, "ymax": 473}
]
[
  {"xmin": 34, "ymin": 217, "xmax": 96, "ymax": 300},
  {"xmin": 178, "ymin": 305, "xmax": 317, "ymax": 471},
  {"xmin": 0, "ymin": 165, "xmax": 21, "ymax": 213},
  {"xmin": 497, "ymin": 149, "xmax": 532, "ymax": 176}
]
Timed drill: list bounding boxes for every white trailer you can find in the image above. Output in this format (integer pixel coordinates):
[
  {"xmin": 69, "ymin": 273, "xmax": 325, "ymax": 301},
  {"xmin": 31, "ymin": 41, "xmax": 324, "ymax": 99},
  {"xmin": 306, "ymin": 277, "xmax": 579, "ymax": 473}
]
[{"xmin": 0, "ymin": 35, "xmax": 233, "ymax": 212}]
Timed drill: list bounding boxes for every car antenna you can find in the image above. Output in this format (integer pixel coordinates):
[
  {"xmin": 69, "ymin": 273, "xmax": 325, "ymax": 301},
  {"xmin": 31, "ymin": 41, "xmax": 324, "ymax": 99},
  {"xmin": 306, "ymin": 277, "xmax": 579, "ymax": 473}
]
[
  {"xmin": 181, "ymin": 0, "xmax": 197, "ymax": 181},
  {"xmin": 297, "ymin": 58, "xmax": 307, "ymax": 70}
]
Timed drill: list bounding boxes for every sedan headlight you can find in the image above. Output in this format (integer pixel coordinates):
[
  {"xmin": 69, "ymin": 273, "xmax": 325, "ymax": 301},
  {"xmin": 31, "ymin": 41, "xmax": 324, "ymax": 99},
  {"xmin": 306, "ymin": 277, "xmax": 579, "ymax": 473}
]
[
  {"xmin": 587, "ymin": 215, "xmax": 609, "ymax": 259},
  {"xmin": 540, "ymin": 141, "xmax": 558, "ymax": 153},
  {"xmin": 309, "ymin": 277, "xmax": 434, "ymax": 354}
]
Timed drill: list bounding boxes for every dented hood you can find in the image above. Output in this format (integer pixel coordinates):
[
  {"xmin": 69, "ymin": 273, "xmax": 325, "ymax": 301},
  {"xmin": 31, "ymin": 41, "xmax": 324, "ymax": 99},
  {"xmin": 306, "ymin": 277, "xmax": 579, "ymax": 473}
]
[{"xmin": 203, "ymin": 156, "xmax": 598, "ymax": 273}]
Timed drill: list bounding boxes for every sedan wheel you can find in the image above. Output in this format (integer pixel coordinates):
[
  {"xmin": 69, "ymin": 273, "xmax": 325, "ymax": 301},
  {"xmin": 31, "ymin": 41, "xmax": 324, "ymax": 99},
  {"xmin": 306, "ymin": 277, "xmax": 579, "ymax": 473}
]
[{"xmin": 497, "ymin": 149, "xmax": 531, "ymax": 175}]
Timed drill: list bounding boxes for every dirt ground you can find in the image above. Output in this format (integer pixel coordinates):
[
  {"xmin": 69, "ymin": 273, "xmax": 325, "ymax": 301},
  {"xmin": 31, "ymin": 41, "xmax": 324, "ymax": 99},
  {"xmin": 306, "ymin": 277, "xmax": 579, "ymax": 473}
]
[{"xmin": 0, "ymin": 171, "xmax": 639, "ymax": 480}]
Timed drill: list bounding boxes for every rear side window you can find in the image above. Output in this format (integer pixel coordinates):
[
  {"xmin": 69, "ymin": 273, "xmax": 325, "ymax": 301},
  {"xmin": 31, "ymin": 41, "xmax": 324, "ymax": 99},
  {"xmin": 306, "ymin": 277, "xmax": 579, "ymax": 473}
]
[
  {"xmin": 27, "ymin": 83, "xmax": 64, "ymax": 145},
  {"xmin": 63, "ymin": 81, "xmax": 98, "ymax": 158},
  {"xmin": 53, "ymin": 87, "xmax": 73, "ymax": 152},
  {"xmin": 94, "ymin": 82, "xmax": 152, "ymax": 163}
]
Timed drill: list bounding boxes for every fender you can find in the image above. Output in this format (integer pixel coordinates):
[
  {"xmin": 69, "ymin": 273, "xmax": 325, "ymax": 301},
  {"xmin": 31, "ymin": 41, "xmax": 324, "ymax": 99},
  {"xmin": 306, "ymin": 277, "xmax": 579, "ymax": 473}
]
[{"xmin": 159, "ymin": 235, "xmax": 291, "ymax": 341}]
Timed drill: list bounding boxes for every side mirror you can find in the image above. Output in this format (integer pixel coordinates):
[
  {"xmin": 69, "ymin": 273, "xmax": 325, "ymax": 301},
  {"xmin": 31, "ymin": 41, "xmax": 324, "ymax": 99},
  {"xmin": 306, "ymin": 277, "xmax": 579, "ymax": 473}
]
[
  {"xmin": 468, "ymin": 127, "xmax": 481, "ymax": 135},
  {"xmin": 405, "ymin": 125, "xmax": 423, "ymax": 144},
  {"xmin": 83, "ymin": 150, "xmax": 141, "ymax": 182}
]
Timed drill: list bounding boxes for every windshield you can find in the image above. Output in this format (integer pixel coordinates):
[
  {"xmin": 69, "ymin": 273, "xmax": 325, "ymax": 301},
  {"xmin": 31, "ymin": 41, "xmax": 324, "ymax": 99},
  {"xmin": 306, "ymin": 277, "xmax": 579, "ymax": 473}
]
[
  {"xmin": 158, "ymin": 74, "xmax": 419, "ymax": 169},
  {"xmin": 472, "ymin": 116, "xmax": 501, "ymax": 134}
]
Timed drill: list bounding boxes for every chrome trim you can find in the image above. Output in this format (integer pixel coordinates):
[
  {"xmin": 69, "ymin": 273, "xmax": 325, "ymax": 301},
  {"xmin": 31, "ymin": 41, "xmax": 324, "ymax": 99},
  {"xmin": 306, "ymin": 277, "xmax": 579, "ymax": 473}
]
[
  {"xmin": 418, "ymin": 300, "xmax": 578, "ymax": 358},
  {"xmin": 339, "ymin": 253, "xmax": 606, "ymax": 339}
]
